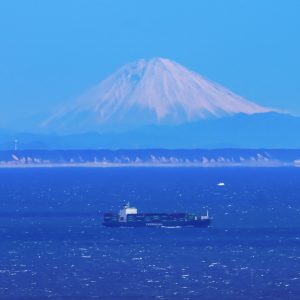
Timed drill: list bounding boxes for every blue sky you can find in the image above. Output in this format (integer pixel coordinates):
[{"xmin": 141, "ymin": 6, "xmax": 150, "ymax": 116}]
[{"xmin": 0, "ymin": 0, "xmax": 299, "ymax": 127}]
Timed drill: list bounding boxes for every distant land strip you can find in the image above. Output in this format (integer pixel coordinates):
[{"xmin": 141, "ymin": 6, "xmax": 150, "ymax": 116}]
[
  {"xmin": 0, "ymin": 149, "xmax": 299, "ymax": 168},
  {"xmin": 0, "ymin": 161, "xmax": 297, "ymax": 168}
]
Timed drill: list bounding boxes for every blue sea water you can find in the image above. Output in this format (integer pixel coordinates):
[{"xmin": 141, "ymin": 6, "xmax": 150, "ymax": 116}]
[{"xmin": 0, "ymin": 167, "xmax": 299, "ymax": 299}]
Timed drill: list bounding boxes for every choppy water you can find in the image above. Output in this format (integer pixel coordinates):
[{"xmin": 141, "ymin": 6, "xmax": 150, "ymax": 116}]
[{"xmin": 0, "ymin": 168, "xmax": 299, "ymax": 299}]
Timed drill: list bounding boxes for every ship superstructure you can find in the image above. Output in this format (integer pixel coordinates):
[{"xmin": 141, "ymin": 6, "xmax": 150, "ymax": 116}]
[{"xmin": 103, "ymin": 203, "xmax": 212, "ymax": 227}]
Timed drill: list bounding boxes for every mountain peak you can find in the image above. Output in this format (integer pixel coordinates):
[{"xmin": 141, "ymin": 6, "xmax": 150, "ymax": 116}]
[{"xmin": 43, "ymin": 57, "xmax": 273, "ymax": 132}]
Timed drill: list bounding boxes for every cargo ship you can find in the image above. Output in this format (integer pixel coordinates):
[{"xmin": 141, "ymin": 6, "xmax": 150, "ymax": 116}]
[{"xmin": 103, "ymin": 203, "xmax": 212, "ymax": 227}]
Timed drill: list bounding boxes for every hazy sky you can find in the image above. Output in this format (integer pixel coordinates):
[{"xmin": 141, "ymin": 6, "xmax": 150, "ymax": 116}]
[{"xmin": 0, "ymin": 0, "xmax": 299, "ymax": 127}]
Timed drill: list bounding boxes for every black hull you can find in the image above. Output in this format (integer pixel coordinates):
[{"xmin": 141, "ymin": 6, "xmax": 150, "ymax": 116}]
[{"xmin": 103, "ymin": 219, "xmax": 211, "ymax": 228}]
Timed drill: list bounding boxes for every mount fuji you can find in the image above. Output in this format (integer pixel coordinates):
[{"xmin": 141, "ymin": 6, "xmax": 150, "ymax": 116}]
[
  {"xmin": 42, "ymin": 57, "xmax": 273, "ymax": 133},
  {"xmin": 3, "ymin": 58, "xmax": 298, "ymax": 149}
]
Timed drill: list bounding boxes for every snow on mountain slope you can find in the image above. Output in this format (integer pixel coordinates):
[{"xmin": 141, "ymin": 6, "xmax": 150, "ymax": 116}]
[{"xmin": 43, "ymin": 57, "xmax": 272, "ymax": 131}]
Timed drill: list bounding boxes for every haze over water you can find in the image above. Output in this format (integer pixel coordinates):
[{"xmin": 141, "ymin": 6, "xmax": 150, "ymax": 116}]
[{"xmin": 0, "ymin": 167, "xmax": 299, "ymax": 299}]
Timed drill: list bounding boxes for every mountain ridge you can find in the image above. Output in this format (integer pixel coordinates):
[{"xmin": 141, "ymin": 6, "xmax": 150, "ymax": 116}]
[{"xmin": 1, "ymin": 112, "xmax": 299, "ymax": 149}]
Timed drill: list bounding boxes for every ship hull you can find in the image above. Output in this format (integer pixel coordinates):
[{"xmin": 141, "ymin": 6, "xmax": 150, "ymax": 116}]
[
  {"xmin": 103, "ymin": 219, "xmax": 211, "ymax": 228},
  {"xmin": 103, "ymin": 212, "xmax": 212, "ymax": 228}
]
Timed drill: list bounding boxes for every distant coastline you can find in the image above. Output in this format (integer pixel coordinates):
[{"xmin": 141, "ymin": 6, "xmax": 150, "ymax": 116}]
[
  {"xmin": 0, "ymin": 149, "xmax": 299, "ymax": 168},
  {"xmin": 0, "ymin": 161, "xmax": 296, "ymax": 168}
]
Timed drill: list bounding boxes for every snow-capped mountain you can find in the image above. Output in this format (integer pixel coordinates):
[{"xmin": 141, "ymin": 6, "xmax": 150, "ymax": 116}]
[{"xmin": 43, "ymin": 57, "xmax": 272, "ymax": 132}]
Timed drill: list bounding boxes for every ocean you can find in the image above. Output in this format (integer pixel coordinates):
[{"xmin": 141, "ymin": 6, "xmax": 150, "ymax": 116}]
[{"xmin": 0, "ymin": 167, "xmax": 299, "ymax": 299}]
